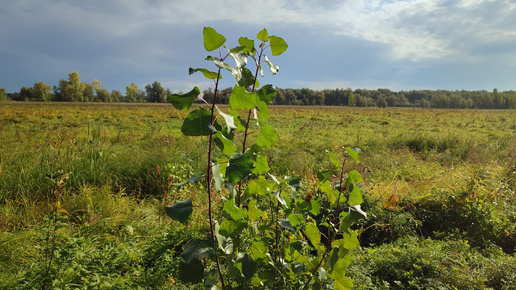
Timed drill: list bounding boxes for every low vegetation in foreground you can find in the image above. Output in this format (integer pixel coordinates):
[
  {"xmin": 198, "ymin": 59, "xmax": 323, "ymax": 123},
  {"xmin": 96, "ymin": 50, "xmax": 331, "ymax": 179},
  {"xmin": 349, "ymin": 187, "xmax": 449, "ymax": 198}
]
[{"xmin": 0, "ymin": 103, "xmax": 515, "ymax": 289}]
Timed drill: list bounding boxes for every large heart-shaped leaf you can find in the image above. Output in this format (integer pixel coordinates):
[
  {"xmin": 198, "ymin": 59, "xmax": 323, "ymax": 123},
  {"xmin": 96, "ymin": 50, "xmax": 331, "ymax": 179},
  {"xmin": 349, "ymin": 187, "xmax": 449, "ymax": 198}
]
[
  {"xmin": 225, "ymin": 152, "xmax": 254, "ymax": 183},
  {"xmin": 181, "ymin": 107, "xmax": 221, "ymax": 136},
  {"xmin": 270, "ymin": 35, "xmax": 288, "ymax": 56},
  {"xmin": 165, "ymin": 198, "xmax": 193, "ymax": 224},
  {"xmin": 229, "ymin": 85, "xmax": 257, "ymax": 110},
  {"xmin": 203, "ymin": 27, "xmax": 226, "ymax": 51},
  {"xmin": 167, "ymin": 87, "xmax": 200, "ymax": 111}
]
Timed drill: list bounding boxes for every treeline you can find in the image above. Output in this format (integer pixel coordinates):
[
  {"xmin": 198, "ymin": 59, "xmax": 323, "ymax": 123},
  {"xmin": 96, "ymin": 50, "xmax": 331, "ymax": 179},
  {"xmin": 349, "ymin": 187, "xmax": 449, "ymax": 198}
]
[
  {"xmin": 2, "ymin": 72, "xmax": 516, "ymax": 109},
  {"xmin": 204, "ymin": 87, "xmax": 516, "ymax": 109},
  {"xmin": 3, "ymin": 72, "xmax": 168, "ymax": 103}
]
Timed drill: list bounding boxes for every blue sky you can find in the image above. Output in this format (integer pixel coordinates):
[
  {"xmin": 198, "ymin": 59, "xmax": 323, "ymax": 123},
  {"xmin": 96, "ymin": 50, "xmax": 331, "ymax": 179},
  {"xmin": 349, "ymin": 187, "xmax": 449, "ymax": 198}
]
[{"xmin": 1, "ymin": 0, "xmax": 516, "ymax": 94}]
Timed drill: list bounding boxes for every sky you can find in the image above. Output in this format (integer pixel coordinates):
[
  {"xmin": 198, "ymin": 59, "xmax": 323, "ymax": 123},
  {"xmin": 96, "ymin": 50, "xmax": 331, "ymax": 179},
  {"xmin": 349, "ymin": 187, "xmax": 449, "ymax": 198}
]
[{"xmin": 2, "ymin": 0, "xmax": 516, "ymax": 94}]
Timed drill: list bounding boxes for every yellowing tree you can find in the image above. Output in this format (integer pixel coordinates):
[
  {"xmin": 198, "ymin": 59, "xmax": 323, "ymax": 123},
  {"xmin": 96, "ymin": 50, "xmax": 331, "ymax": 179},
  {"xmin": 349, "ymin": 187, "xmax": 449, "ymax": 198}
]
[{"xmin": 126, "ymin": 83, "xmax": 139, "ymax": 102}]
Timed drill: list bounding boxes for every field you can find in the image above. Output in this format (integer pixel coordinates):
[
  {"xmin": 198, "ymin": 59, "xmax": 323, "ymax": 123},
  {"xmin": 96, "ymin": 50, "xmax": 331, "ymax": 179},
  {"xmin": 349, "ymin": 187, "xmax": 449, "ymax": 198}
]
[{"xmin": 1, "ymin": 102, "xmax": 515, "ymax": 288}]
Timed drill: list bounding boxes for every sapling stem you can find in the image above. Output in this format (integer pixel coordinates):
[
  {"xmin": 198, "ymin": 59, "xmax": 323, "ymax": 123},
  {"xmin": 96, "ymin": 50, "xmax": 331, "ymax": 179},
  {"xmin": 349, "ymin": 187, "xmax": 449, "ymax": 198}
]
[
  {"xmin": 206, "ymin": 66, "xmax": 227, "ymax": 290},
  {"xmin": 336, "ymin": 154, "xmax": 348, "ymax": 210}
]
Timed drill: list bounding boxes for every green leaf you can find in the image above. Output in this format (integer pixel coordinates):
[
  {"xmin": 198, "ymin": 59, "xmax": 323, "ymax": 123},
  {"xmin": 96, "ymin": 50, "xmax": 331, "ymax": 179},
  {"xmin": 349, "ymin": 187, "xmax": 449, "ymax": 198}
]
[
  {"xmin": 215, "ymin": 223, "xmax": 234, "ymax": 255},
  {"xmin": 251, "ymin": 155, "xmax": 269, "ymax": 175},
  {"xmin": 214, "ymin": 131, "xmax": 237, "ymax": 156},
  {"xmin": 181, "ymin": 239, "xmax": 216, "ymax": 263},
  {"xmin": 309, "ymin": 200, "xmax": 322, "ymax": 216},
  {"xmin": 230, "ymin": 51, "xmax": 248, "ymax": 69},
  {"xmin": 167, "ymin": 86, "xmax": 200, "ymax": 111},
  {"xmin": 178, "ymin": 259, "xmax": 204, "ymax": 284},
  {"xmin": 264, "ymin": 55, "xmax": 279, "ymax": 75},
  {"xmin": 345, "ymin": 147, "xmax": 359, "ymax": 164},
  {"xmin": 238, "ymin": 67, "xmax": 257, "ymax": 88},
  {"xmin": 230, "ymin": 85, "xmax": 257, "ymax": 110},
  {"xmin": 279, "ymin": 218, "xmax": 296, "ymax": 231},
  {"xmin": 234, "ymin": 253, "xmax": 257, "ymax": 281},
  {"xmin": 295, "ymin": 198, "xmax": 310, "ymax": 211},
  {"xmin": 270, "ymin": 35, "xmax": 288, "ymax": 56},
  {"xmin": 212, "ymin": 163, "xmax": 224, "ymax": 192},
  {"xmin": 248, "ymin": 200, "xmax": 266, "ymax": 222},
  {"xmin": 348, "ymin": 170, "xmax": 363, "ymax": 183},
  {"xmin": 219, "ymin": 219, "xmax": 247, "ymax": 237},
  {"xmin": 165, "ymin": 198, "xmax": 193, "ymax": 224},
  {"xmin": 189, "ymin": 68, "xmax": 222, "ymax": 80},
  {"xmin": 171, "ymin": 173, "xmax": 203, "ymax": 187},
  {"xmin": 326, "ymin": 151, "xmax": 340, "ymax": 167},
  {"xmin": 222, "ymin": 199, "xmax": 247, "ymax": 221},
  {"xmin": 333, "ymin": 229, "xmax": 360, "ymax": 250},
  {"xmin": 256, "ymin": 99, "xmax": 270, "ymax": 123},
  {"xmin": 338, "ymin": 210, "xmax": 366, "ymax": 234},
  {"xmin": 215, "ymin": 156, "xmax": 229, "ymax": 177},
  {"xmin": 273, "ymin": 191, "xmax": 288, "ymax": 208},
  {"xmin": 229, "ymin": 45, "xmax": 245, "ymax": 54},
  {"xmin": 319, "ymin": 180, "xmax": 336, "ymax": 205},
  {"xmin": 256, "ymin": 125, "xmax": 277, "ymax": 148},
  {"xmin": 285, "ymin": 176, "xmax": 301, "ymax": 193},
  {"xmin": 288, "ymin": 213, "xmax": 304, "ymax": 227},
  {"xmin": 327, "ymin": 248, "xmax": 353, "ymax": 289},
  {"xmin": 350, "ymin": 204, "xmax": 367, "ymax": 218},
  {"xmin": 317, "ymin": 169, "xmax": 333, "ymax": 183},
  {"xmin": 203, "ymin": 27, "xmax": 226, "ymax": 51},
  {"xmin": 257, "ymin": 84, "xmax": 277, "ymax": 105},
  {"xmin": 225, "ymin": 152, "xmax": 254, "ymax": 183},
  {"xmin": 227, "ymin": 109, "xmax": 247, "ymax": 131},
  {"xmin": 247, "ymin": 176, "xmax": 273, "ymax": 196},
  {"xmin": 348, "ymin": 185, "xmax": 363, "ymax": 206},
  {"xmin": 333, "ymin": 277, "xmax": 353, "ymax": 290},
  {"xmin": 292, "ymin": 262, "xmax": 305, "ymax": 275},
  {"xmin": 181, "ymin": 107, "xmax": 221, "ymax": 136},
  {"xmin": 318, "ymin": 267, "xmax": 328, "ymax": 281},
  {"xmin": 257, "ymin": 28, "xmax": 269, "ymax": 42},
  {"xmin": 304, "ymin": 223, "xmax": 321, "ymax": 248},
  {"xmin": 238, "ymin": 37, "xmax": 255, "ymax": 55},
  {"xmin": 204, "ymin": 269, "xmax": 219, "ymax": 290},
  {"xmin": 250, "ymin": 239, "xmax": 268, "ymax": 260}
]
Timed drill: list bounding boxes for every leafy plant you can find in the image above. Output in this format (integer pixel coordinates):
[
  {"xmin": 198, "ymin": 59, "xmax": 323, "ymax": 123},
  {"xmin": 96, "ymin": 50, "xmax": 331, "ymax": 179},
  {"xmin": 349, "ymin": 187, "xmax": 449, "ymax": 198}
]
[{"xmin": 165, "ymin": 27, "xmax": 366, "ymax": 289}]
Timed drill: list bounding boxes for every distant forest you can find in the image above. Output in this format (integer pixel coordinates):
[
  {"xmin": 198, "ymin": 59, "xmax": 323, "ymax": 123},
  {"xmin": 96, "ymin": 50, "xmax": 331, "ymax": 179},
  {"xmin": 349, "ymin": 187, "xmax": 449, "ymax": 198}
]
[{"xmin": 1, "ymin": 72, "xmax": 516, "ymax": 109}]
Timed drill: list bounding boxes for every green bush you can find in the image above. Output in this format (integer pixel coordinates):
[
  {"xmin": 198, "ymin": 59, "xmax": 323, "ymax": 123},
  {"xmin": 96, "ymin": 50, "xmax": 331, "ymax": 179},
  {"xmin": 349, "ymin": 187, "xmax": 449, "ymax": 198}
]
[{"xmin": 349, "ymin": 236, "xmax": 516, "ymax": 289}]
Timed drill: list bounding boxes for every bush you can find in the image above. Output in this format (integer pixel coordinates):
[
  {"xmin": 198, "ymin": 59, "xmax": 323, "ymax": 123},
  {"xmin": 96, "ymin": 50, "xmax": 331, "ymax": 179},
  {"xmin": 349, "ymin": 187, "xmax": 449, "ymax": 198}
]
[{"xmin": 348, "ymin": 236, "xmax": 516, "ymax": 289}]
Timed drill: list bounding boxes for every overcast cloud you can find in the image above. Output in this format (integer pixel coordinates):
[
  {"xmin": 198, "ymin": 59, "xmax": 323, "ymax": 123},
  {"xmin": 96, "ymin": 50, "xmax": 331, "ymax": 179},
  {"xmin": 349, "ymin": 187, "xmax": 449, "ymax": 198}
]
[{"xmin": 1, "ymin": 0, "xmax": 516, "ymax": 94}]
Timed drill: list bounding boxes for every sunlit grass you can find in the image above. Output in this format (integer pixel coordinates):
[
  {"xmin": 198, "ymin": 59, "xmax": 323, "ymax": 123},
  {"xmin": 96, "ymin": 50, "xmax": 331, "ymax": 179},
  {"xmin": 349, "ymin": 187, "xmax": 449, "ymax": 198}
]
[{"xmin": 0, "ymin": 103, "xmax": 515, "ymax": 288}]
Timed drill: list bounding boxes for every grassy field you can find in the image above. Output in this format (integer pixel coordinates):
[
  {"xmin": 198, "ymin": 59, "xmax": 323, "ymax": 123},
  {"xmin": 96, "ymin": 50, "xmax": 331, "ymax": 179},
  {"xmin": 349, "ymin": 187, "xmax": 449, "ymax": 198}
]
[{"xmin": 1, "ymin": 102, "xmax": 515, "ymax": 288}]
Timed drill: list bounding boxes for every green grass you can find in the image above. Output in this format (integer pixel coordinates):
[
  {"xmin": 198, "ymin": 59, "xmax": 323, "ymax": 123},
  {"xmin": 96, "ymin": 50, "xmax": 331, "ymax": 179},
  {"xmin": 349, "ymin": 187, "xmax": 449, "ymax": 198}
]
[{"xmin": 1, "ymin": 103, "xmax": 515, "ymax": 288}]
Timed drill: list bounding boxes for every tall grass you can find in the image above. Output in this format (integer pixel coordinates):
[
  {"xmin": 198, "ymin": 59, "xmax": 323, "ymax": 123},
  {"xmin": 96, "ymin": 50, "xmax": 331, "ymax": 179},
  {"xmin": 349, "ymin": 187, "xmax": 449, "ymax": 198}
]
[{"xmin": 1, "ymin": 103, "xmax": 515, "ymax": 288}]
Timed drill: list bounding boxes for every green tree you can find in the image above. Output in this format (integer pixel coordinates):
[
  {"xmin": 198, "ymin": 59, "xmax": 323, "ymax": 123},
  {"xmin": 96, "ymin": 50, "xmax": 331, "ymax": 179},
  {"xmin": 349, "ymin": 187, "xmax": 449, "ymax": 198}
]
[
  {"xmin": 377, "ymin": 95, "xmax": 388, "ymax": 108},
  {"xmin": 111, "ymin": 90, "xmax": 122, "ymax": 102},
  {"xmin": 145, "ymin": 81, "xmax": 166, "ymax": 103},
  {"xmin": 83, "ymin": 83, "xmax": 95, "ymax": 102},
  {"xmin": 0, "ymin": 88, "xmax": 8, "ymax": 101},
  {"xmin": 32, "ymin": 81, "xmax": 53, "ymax": 101},
  {"xmin": 19, "ymin": 86, "xmax": 33, "ymax": 101},
  {"xmin": 506, "ymin": 92, "xmax": 516, "ymax": 109},
  {"xmin": 348, "ymin": 90, "xmax": 356, "ymax": 106},
  {"xmin": 96, "ymin": 88, "xmax": 110, "ymax": 102},
  {"xmin": 58, "ymin": 72, "xmax": 86, "ymax": 102},
  {"xmin": 493, "ymin": 88, "xmax": 505, "ymax": 109}
]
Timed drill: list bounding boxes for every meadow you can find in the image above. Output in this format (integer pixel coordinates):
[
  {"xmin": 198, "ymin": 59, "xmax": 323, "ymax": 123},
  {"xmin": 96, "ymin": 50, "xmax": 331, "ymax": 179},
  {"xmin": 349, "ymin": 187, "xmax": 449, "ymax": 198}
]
[{"xmin": 1, "ymin": 102, "xmax": 515, "ymax": 289}]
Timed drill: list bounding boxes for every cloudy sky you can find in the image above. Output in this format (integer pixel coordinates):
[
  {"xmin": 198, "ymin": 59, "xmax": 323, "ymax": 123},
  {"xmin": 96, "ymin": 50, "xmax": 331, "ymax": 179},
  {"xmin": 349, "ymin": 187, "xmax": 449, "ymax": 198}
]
[{"xmin": 2, "ymin": 0, "xmax": 516, "ymax": 94}]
